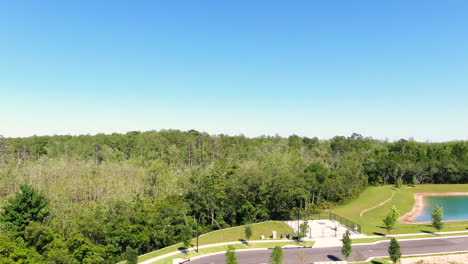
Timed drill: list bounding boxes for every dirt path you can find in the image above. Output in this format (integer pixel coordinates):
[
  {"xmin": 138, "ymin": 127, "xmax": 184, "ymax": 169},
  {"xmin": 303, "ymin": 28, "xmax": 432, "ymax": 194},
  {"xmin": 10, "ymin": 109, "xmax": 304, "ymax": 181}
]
[{"xmin": 359, "ymin": 190, "xmax": 396, "ymax": 217}]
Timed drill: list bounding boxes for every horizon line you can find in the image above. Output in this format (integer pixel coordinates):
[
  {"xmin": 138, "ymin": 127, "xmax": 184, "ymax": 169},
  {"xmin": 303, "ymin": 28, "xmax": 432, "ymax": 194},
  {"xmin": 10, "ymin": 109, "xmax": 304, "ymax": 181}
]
[{"xmin": 1, "ymin": 129, "xmax": 466, "ymax": 143}]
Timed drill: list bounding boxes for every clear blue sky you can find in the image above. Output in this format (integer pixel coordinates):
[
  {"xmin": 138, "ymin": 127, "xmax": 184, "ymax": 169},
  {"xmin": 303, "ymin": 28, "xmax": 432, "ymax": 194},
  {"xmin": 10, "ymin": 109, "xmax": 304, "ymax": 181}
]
[{"xmin": 1, "ymin": 0, "xmax": 467, "ymax": 141}]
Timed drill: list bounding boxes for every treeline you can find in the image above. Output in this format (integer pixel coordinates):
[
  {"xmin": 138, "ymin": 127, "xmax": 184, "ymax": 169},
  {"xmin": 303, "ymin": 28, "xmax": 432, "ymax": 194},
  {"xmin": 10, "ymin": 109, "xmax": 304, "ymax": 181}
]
[
  {"xmin": 0, "ymin": 131, "xmax": 467, "ymax": 263},
  {"xmin": 0, "ymin": 184, "xmax": 191, "ymax": 263}
]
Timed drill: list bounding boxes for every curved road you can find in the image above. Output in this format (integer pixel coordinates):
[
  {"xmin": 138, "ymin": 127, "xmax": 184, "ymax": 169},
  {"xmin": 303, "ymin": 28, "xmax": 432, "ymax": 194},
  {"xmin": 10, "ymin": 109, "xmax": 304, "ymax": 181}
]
[{"xmin": 189, "ymin": 236, "xmax": 468, "ymax": 263}]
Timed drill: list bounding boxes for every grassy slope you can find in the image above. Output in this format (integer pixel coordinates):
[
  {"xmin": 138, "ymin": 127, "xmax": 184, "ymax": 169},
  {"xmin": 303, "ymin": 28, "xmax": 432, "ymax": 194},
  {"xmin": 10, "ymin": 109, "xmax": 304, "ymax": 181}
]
[
  {"xmin": 332, "ymin": 184, "xmax": 468, "ymax": 235},
  {"xmin": 138, "ymin": 221, "xmax": 293, "ymax": 262}
]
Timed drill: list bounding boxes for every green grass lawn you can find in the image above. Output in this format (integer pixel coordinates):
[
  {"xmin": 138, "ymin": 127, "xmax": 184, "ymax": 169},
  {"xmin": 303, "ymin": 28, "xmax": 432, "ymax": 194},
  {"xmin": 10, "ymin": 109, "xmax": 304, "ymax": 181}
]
[
  {"xmin": 332, "ymin": 184, "xmax": 468, "ymax": 235},
  {"xmin": 138, "ymin": 221, "xmax": 293, "ymax": 262}
]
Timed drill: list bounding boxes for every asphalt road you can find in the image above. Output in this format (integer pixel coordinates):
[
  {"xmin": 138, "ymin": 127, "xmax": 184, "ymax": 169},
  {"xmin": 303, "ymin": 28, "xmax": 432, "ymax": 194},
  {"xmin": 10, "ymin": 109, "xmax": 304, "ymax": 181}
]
[{"xmin": 189, "ymin": 236, "xmax": 468, "ymax": 264}]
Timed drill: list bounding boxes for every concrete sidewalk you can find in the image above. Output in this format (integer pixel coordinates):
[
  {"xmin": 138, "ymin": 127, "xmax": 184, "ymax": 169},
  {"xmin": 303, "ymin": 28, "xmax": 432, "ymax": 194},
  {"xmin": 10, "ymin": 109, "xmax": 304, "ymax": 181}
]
[{"xmin": 364, "ymin": 230, "xmax": 468, "ymax": 239}]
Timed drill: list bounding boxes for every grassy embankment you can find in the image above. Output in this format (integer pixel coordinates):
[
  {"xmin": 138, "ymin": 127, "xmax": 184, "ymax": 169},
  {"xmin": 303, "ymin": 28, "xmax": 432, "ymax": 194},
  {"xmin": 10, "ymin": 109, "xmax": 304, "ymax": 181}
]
[
  {"xmin": 332, "ymin": 184, "xmax": 468, "ymax": 235},
  {"xmin": 138, "ymin": 221, "xmax": 296, "ymax": 263},
  {"xmin": 147, "ymin": 241, "xmax": 315, "ymax": 264}
]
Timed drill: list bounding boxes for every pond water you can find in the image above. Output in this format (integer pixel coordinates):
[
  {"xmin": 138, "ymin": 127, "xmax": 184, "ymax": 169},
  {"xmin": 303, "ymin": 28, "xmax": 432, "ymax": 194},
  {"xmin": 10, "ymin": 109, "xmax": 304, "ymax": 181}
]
[{"xmin": 415, "ymin": 196, "xmax": 468, "ymax": 222}]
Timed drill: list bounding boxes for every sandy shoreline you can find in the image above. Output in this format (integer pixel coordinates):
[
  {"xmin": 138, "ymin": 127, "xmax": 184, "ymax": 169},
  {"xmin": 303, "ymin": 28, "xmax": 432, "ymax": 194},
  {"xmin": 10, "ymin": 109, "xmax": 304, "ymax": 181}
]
[{"xmin": 399, "ymin": 192, "xmax": 468, "ymax": 224}]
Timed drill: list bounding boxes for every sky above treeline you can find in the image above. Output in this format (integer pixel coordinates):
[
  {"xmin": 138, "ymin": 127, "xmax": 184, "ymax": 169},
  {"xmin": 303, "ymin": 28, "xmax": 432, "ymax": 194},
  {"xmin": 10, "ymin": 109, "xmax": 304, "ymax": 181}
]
[{"xmin": 1, "ymin": 0, "xmax": 467, "ymax": 142}]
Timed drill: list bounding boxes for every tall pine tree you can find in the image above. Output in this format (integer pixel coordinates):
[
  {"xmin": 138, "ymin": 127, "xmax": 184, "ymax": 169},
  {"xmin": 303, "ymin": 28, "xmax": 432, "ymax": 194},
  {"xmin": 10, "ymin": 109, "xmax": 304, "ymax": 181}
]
[{"xmin": 0, "ymin": 185, "xmax": 50, "ymax": 237}]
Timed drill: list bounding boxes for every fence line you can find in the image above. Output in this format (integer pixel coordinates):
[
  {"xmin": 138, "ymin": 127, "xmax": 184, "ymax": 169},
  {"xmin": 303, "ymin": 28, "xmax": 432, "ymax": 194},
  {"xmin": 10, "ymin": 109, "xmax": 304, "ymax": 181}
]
[
  {"xmin": 329, "ymin": 212, "xmax": 361, "ymax": 233},
  {"xmin": 292, "ymin": 212, "xmax": 362, "ymax": 233}
]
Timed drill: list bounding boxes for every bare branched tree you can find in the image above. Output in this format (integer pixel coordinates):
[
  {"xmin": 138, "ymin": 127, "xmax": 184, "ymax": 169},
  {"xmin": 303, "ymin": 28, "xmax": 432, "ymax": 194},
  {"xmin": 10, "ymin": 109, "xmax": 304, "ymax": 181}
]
[{"xmin": 0, "ymin": 135, "xmax": 7, "ymax": 164}]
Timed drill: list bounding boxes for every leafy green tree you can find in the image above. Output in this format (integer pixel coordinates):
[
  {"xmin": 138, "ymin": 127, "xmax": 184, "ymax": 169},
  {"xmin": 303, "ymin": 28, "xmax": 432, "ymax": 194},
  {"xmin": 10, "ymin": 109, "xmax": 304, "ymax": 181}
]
[
  {"xmin": 411, "ymin": 175, "xmax": 418, "ymax": 185},
  {"xmin": 244, "ymin": 225, "xmax": 252, "ymax": 244},
  {"xmin": 24, "ymin": 222, "xmax": 54, "ymax": 254},
  {"xmin": 341, "ymin": 230, "xmax": 352, "ymax": 259},
  {"xmin": 299, "ymin": 221, "xmax": 309, "ymax": 239},
  {"xmin": 383, "ymin": 206, "xmax": 399, "ymax": 234},
  {"xmin": 125, "ymin": 246, "xmax": 138, "ymax": 264},
  {"xmin": 180, "ymin": 225, "xmax": 193, "ymax": 251},
  {"xmin": 388, "ymin": 238, "xmax": 401, "ymax": 263},
  {"xmin": 238, "ymin": 201, "xmax": 257, "ymax": 224},
  {"xmin": 270, "ymin": 246, "xmax": 284, "ymax": 264},
  {"xmin": 0, "ymin": 184, "xmax": 50, "ymax": 236},
  {"xmin": 288, "ymin": 135, "xmax": 302, "ymax": 149},
  {"xmin": 0, "ymin": 131, "xmax": 467, "ymax": 263},
  {"xmin": 0, "ymin": 235, "xmax": 43, "ymax": 263},
  {"xmin": 395, "ymin": 178, "xmax": 403, "ymax": 188},
  {"xmin": 225, "ymin": 245, "xmax": 238, "ymax": 264},
  {"xmin": 382, "ymin": 215, "xmax": 395, "ymax": 233},
  {"xmin": 0, "ymin": 135, "xmax": 7, "ymax": 164},
  {"xmin": 67, "ymin": 233, "xmax": 108, "ymax": 264},
  {"xmin": 432, "ymin": 205, "xmax": 444, "ymax": 232},
  {"xmin": 42, "ymin": 237, "xmax": 74, "ymax": 264}
]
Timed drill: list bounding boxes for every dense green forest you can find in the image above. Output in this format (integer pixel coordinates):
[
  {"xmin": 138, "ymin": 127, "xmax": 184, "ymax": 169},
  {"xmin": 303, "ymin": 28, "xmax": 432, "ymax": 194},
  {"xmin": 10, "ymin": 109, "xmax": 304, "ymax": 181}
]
[{"xmin": 0, "ymin": 131, "xmax": 467, "ymax": 263}]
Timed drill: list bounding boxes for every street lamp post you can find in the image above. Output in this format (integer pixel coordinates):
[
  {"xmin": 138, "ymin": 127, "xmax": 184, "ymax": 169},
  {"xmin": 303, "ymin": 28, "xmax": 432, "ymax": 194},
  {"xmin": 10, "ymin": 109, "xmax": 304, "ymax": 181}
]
[
  {"xmin": 297, "ymin": 210, "xmax": 299, "ymax": 238},
  {"xmin": 297, "ymin": 209, "xmax": 302, "ymax": 239},
  {"xmin": 196, "ymin": 217, "xmax": 199, "ymax": 252}
]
